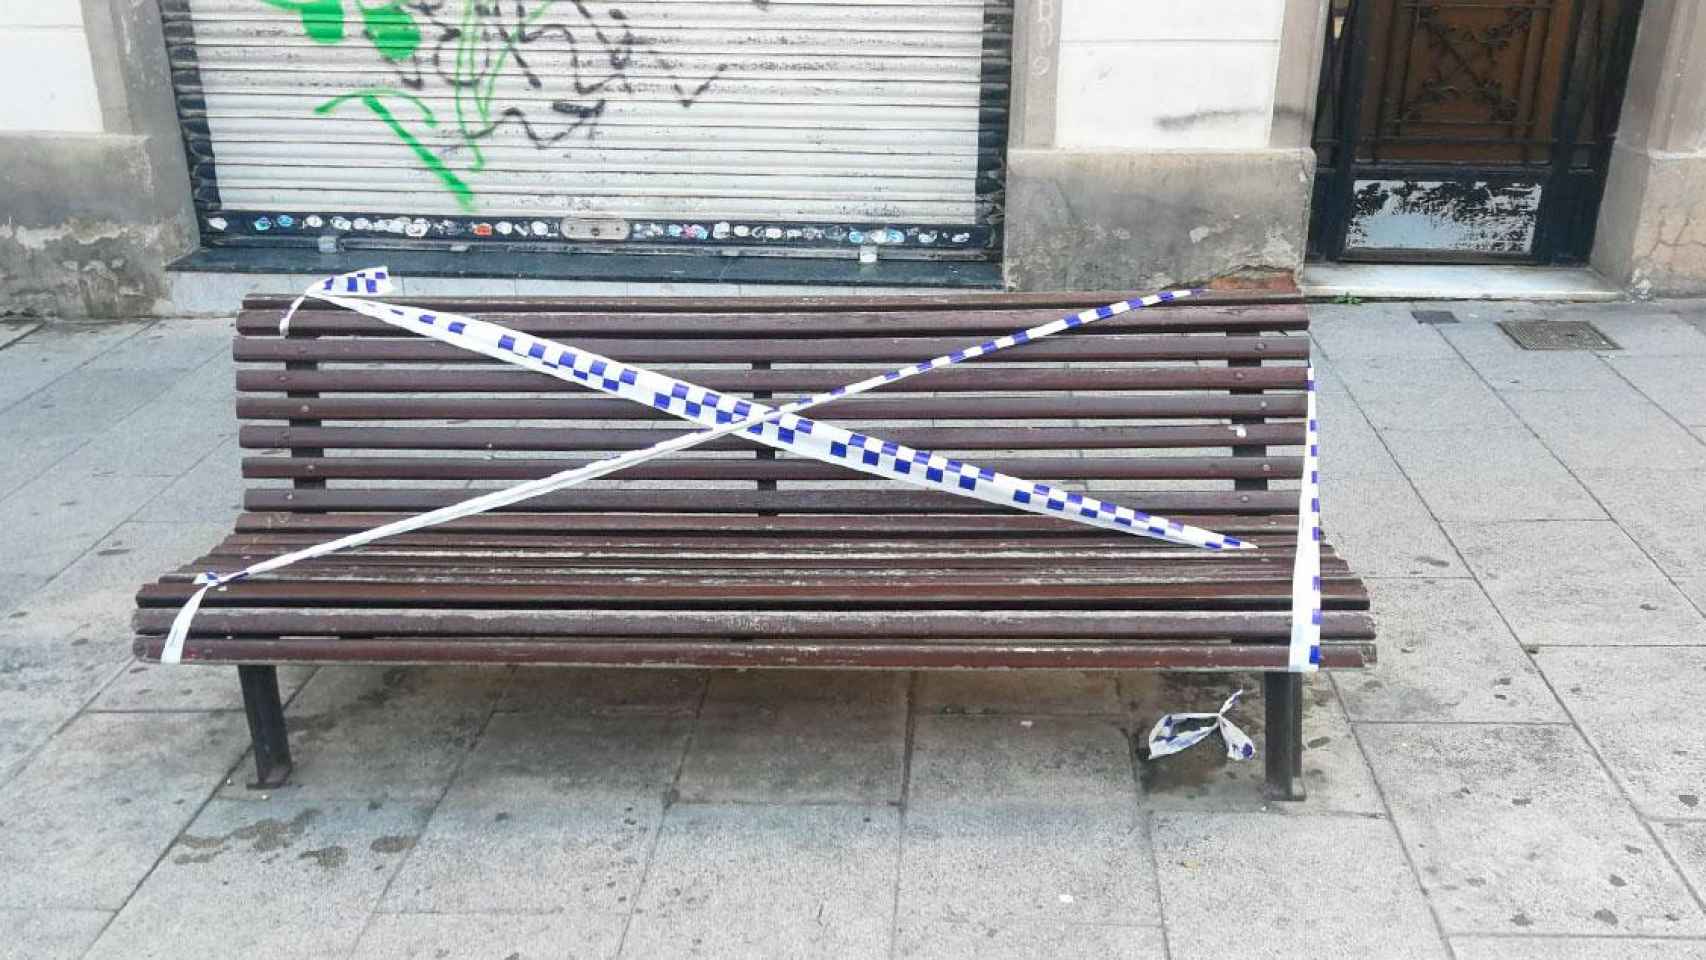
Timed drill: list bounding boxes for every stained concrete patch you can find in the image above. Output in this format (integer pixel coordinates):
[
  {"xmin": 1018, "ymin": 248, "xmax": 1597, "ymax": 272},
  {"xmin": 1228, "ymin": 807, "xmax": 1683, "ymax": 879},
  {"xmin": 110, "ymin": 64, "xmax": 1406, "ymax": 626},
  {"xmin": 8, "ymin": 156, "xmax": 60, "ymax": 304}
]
[
  {"xmin": 1656, "ymin": 821, "xmax": 1706, "ymax": 904},
  {"xmin": 917, "ymin": 670, "xmax": 1121, "ymax": 716},
  {"xmin": 1448, "ymin": 520, "xmax": 1706, "ymax": 646},
  {"xmin": 1339, "ymin": 579, "xmax": 1566, "ymax": 723},
  {"xmin": 90, "ymin": 661, "xmax": 317, "ymax": 713},
  {"xmin": 909, "ymin": 715, "xmax": 1134, "ymax": 808},
  {"xmin": 0, "ymin": 908, "xmax": 111, "ymax": 960},
  {"xmin": 1537, "ymin": 647, "xmax": 1706, "ymax": 819},
  {"xmin": 1126, "ymin": 671, "xmax": 1382, "ymax": 813},
  {"xmin": 623, "ymin": 804, "xmax": 897, "ymax": 959},
  {"xmin": 1154, "ymin": 812, "xmax": 1446, "ymax": 960},
  {"xmin": 228, "ymin": 665, "xmax": 507, "ymax": 803},
  {"xmin": 383, "ymin": 712, "xmax": 688, "ymax": 915},
  {"xmin": 349, "ymin": 911, "xmax": 625, "ymax": 960},
  {"xmin": 678, "ymin": 670, "xmax": 906, "ymax": 804},
  {"xmin": 84, "ymin": 797, "xmax": 429, "ymax": 960},
  {"xmin": 0, "ymin": 712, "xmax": 248, "ymax": 910},
  {"xmin": 893, "ymin": 917, "xmax": 1164, "ymax": 959},
  {"xmin": 1359, "ymin": 724, "xmax": 1706, "ymax": 936},
  {"xmin": 498, "ymin": 666, "xmax": 706, "ymax": 715}
]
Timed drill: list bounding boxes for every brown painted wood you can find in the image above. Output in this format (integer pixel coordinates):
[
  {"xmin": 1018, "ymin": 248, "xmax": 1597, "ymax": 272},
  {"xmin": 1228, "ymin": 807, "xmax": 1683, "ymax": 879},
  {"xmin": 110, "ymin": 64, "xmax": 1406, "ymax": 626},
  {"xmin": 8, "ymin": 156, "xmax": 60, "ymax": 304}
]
[
  {"xmin": 136, "ymin": 636, "xmax": 1374, "ymax": 671},
  {"xmin": 136, "ymin": 288, "xmax": 1374, "ymax": 680},
  {"xmin": 238, "ymin": 423, "xmax": 1307, "ymax": 453},
  {"xmin": 235, "ymin": 394, "xmax": 1310, "ymax": 423},
  {"xmin": 240, "ymin": 455, "xmax": 1302, "ymax": 483},
  {"xmin": 242, "ymin": 487, "xmax": 1303, "ymax": 515},
  {"xmin": 233, "ymin": 334, "xmax": 1309, "ymax": 365},
  {"xmin": 235, "ymin": 365, "xmax": 1309, "ymax": 395},
  {"xmin": 240, "ymin": 288, "xmax": 1303, "ymax": 313},
  {"xmin": 239, "ymin": 303, "xmax": 1310, "ymax": 337}
]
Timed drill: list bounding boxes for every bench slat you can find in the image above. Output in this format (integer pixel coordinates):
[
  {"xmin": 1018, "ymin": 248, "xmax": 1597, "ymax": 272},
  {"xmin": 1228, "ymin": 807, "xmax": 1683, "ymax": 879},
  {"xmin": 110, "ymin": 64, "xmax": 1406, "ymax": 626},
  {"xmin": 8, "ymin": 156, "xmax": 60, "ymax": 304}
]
[
  {"xmin": 134, "ymin": 636, "xmax": 1374, "ymax": 671},
  {"xmin": 135, "ymin": 607, "xmax": 1376, "ymax": 640},
  {"xmin": 241, "ymin": 455, "xmax": 1301, "ymax": 483},
  {"xmin": 242, "ymin": 303, "xmax": 1309, "ymax": 337},
  {"xmin": 236, "ymin": 365, "xmax": 1308, "ymax": 395},
  {"xmin": 235, "ymin": 395, "xmax": 1309, "ymax": 422},
  {"xmin": 233, "ymin": 334, "xmax": 1309, "ymax": 365},
  {"xmin": 245, "ymin": 487, "xmax": 1302, "ymax": 514},
  {"xmin": 239, "ymin": 423, "xmax": 1306, "ymax": 453}
]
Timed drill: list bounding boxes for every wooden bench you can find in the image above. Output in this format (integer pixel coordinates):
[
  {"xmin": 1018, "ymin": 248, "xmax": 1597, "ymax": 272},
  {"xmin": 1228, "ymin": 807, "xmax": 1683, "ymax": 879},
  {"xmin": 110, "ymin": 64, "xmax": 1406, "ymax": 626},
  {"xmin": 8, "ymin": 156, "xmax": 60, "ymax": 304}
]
[{"xmin": 133, "ymin": 288, "xmax": 1375, "ymax": 800}]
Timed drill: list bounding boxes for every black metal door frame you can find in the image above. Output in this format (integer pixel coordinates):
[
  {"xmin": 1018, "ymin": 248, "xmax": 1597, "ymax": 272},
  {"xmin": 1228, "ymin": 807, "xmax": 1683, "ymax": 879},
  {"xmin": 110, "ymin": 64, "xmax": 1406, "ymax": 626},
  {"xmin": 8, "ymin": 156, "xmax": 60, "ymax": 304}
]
[{"xmin": 1308, "ymin": 0, "xmax": 1645, "ymax": 264}]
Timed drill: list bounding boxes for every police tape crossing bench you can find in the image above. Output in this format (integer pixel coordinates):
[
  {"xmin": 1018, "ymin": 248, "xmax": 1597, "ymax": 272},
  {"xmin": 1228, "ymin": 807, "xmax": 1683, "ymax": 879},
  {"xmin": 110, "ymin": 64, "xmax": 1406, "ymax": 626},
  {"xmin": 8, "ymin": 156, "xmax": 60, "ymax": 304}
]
[{"xmin": 132, "ymin": 287, "xmax": 1375, "ymax": 800}]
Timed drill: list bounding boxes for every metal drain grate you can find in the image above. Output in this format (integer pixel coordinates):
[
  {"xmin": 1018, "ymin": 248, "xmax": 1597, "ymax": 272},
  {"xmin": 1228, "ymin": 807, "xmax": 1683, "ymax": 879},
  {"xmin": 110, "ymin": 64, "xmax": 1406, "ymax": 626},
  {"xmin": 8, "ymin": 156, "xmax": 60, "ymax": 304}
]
[
  {"xmin": 1412, "ymin": 309, "xmax": 1459, "ymax": 325},
  {"xmin": 1497, "ymin": 320, "xmax": 1620, "ymax": 351}
]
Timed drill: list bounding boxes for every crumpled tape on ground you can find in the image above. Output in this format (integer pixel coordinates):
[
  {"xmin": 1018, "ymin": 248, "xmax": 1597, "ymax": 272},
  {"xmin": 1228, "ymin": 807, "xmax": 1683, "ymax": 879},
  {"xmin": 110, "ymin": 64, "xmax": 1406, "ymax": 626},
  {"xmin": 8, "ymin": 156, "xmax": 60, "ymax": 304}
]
[{"xmin": 1147, "ymin": 690, "xmax": 1256, "ymax": 761}]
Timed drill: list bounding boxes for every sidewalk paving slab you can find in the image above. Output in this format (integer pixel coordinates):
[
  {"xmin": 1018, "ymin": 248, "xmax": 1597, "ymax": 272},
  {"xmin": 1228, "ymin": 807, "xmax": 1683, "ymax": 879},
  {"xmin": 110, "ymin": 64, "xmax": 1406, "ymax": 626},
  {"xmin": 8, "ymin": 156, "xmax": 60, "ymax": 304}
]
[
  {"xmin": 917, "ymin": 670, "xmax": 1121, "ymax": 717},
  {"xmin": 1334, "ymin": 357, "xmax": 1520, "ymax": 433},
  {"xmin": 1448, "ymin": 520, "xmax": 1706, "ymax": 646},
  {"xmin": 223, "ymin": 665, "xmax": 508, "ymax": 804},
  {"xmin": 1152, "ymin": 811, "xmax": 1448, "ymax": 960},
  {"xmin": 1378, "ymin": 427, "xmax": 1605, "ymax": 522},
  {"xmin": 383, "ymin": 711, "xmax": 689, "ymax": 915},
  {"xmin": 1575, "ymin": 468, "xmax": 1706, "ymax": 607},
  {"xmin": 623, "ymin": 804, "xmax": 897, "ymax": 960},
  {"xmin": 0, "ymin": 323, "xmax": 146, "ymax": 411},
  {"xmin": 1340, "ymin": 579, "xmax": 1567, "ymax": 723},
  {"xmin": 1501, "ymin": 388, "xmax": 1706, "ymax": 471},
  {"xmin": 894, "ymin": 917, "xmax": 1165, "ymax": 960},
  {"xmin": 0, "ymin": 908, "xmax": 111, "ymax": 960},
  {"xmin": 677, "ymin": 670, "xmax": 907, "ymax": 804},
  {"xmin": 1452, "ymin": 936, "xmax": 1706, "ymax": 959},
  {"xmin": 1359, "ymin": 723, "xmax": 1706, "ymax": 936},
  {"xmin": 1436, "ymin": 322, "xmax": 1631, "ymax": 393},
  {"xmin": 1604, "ymin": 355, "xmax": 1706, "ymax": 425},
  {"xmin": 1537, "ymin": 647, "xmax": 1706, "ymax": 820},
  {"xmin": 498, "ymin": 666, "xmax": 707, "ymax": 716},
  {"xmin": 0, "ymin": 711, "xmax": 247, "ymax": 910},
  {"xmin": 1322, "ymin": 473, "xmax": 1470, "ymax": 577},
  {"xmin": 1657, "ymin": 821, "xmax": 1706, "ymax": 903},
  {"xmin": 350, "ymin": 911, "xmax": 626, "ymax": 960},
  {"xmin": 84, "ymin": 796, "xmax": 430, "ymax": 960}
]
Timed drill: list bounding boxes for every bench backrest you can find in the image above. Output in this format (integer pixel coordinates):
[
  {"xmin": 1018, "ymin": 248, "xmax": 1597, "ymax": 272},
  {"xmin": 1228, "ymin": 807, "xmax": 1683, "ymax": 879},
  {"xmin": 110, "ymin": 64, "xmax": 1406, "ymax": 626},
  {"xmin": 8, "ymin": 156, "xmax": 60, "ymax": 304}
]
[{"xmin": 232, "ymin": 290, "xmax": 1311, "ymax": 531}]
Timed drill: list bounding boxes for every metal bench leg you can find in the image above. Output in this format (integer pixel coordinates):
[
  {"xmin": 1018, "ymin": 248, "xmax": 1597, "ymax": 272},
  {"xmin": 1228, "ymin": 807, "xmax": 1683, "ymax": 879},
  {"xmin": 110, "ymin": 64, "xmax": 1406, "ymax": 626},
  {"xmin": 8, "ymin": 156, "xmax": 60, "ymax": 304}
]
[
  {"xmin": 1263, "ymin": 672, "xmax": 1306, "ymax": 801},
  {"xmin": 238, "ymin": 665, "xmax": 293, "ymax": 789}
]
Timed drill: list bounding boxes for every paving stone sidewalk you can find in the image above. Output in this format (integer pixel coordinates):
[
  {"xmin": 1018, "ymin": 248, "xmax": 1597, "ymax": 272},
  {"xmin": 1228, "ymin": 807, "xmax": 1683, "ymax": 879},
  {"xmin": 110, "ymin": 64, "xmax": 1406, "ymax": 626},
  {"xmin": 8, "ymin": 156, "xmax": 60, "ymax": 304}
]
[{"xmin": 2, "ymin": 299, "xmax": 1705, "ymax": 959}]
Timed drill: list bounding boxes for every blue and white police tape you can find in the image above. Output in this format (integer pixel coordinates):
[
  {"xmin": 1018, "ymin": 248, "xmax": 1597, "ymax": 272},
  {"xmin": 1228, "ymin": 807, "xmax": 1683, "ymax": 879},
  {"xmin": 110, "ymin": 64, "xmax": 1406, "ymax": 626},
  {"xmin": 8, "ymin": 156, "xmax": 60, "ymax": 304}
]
[
  {"xmin": 285, "ymin": 268, "xmax": 1249, "ymax": 552},
  {"xmin": 1288, "ymin": 367, "xmax": 1323, "ymax": 674},
  {"xmin": 1146, "ymin": 689, "xmax": 1256, "ymax": 761},
  {"xmin": 162, "ymin": 269, "xmax": 1248, "ymax": 663}
]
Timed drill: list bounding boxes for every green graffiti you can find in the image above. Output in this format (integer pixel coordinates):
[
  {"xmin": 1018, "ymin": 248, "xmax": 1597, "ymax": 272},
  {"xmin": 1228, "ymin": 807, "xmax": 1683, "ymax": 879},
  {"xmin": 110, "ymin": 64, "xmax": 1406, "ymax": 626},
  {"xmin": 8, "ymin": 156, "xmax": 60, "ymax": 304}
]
[
  {"xmin": 359, "ymin": 2, "xmax": 422, "ymax": 62},
  {"xmin": 260, "ymin": 0, "xmax": 348, "ymax": 44},
  {"xmin": 315, "ymin": 90, "xmax": 474, "ymax": 211},
  {"xmin": 265, "ymin": 2, "xmax": 737, "ymax": 211}
]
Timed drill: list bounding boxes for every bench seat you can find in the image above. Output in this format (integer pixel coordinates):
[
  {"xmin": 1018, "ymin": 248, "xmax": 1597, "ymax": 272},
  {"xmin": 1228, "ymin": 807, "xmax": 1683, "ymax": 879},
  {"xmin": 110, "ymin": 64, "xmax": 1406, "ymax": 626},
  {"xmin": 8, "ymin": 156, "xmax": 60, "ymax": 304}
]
[{"xmin": 133, "ymin": 287, "xmax": 1374, "ymax": 800}]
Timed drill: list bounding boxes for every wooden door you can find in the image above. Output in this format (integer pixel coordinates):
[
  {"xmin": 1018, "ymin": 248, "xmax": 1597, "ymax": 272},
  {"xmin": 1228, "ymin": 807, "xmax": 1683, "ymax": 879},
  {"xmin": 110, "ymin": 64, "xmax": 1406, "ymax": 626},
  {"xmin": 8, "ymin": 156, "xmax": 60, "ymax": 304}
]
[{"xmin": 1310, "ymin": 0, "xmax": 1644, "ymax": 263}]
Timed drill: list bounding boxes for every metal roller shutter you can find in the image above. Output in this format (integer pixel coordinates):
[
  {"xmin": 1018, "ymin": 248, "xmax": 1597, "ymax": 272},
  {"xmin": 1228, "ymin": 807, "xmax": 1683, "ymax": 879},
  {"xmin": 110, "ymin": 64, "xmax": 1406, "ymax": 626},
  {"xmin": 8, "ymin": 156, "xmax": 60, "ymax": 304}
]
[{"xmin": 161, "ymin": 0, "xmax": 1011, "ymax": 257}]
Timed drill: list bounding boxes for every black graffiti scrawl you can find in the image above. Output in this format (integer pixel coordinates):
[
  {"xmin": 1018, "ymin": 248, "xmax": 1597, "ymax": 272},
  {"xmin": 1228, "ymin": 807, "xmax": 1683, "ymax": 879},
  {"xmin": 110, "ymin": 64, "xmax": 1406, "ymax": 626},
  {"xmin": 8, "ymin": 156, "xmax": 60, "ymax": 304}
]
[{"xmin": 267, "ymin": 0, "xmax": 764, "ymax": 209}]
